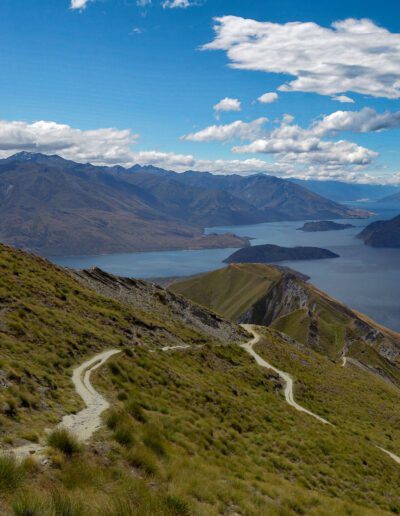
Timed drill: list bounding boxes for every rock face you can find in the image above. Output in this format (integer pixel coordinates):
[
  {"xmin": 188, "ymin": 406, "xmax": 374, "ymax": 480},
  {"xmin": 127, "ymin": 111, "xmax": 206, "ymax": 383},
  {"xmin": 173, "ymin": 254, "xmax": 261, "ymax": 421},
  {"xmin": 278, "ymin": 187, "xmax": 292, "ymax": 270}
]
[
  {"xmin": 358, "ymin": 215, "xmax": 400, "ymax": 248},
  {"xmin": 223, "ymin": 244, "xmax": 339, "ymax": 264},
  {"xmin": 298, "ymin": 221, "xmax": 355, "ymax": 232}
]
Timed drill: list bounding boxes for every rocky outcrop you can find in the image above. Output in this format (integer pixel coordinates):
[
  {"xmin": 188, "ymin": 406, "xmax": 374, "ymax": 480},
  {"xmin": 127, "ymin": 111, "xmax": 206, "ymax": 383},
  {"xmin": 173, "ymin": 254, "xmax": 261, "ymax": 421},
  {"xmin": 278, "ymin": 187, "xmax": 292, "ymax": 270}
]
[{"xmin": 72, "ymin": 267, "xmax": 245, "ymax": 345}]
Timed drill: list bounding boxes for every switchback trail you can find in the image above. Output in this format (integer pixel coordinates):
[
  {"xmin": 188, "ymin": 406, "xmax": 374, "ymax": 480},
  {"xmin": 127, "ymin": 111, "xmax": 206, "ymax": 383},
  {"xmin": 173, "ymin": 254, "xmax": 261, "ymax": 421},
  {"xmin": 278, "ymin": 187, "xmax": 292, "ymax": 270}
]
[
  {"xmin": 240, "ymin": 324, "xmax": 331, "ymax": 425},
  {"xmin": 10, "ymin": 349, "xmax": 121, "ymax": 460}
]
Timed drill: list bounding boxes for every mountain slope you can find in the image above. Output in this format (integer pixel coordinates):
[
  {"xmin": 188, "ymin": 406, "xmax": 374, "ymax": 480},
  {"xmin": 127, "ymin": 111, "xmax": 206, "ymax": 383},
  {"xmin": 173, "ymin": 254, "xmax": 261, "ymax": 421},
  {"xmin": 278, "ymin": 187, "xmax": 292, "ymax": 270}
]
[
  {"xmin": 169, "ymin": 264, "xmax": 400, "ymax": 377},
  {"xmin": 2, "ymin": 244, "xmax": 400, "ymax": 513},
  {"xmin": 0, "ymin": 153, "xmax": 249, "ymax": 255},
  {"xmin": 291, "ymin": 178, "xmax": 400, "ymax": 202},
  {"xmin": 166, "ymin": 170, "xmax": 369, "ymax": 221},
  {"xmin": 358, "ymin": 215, "xmax": 400, "ymax": 247},
  {"xmin": 381, "ymin": 191, "xmax": 400, "ymax": 203}
]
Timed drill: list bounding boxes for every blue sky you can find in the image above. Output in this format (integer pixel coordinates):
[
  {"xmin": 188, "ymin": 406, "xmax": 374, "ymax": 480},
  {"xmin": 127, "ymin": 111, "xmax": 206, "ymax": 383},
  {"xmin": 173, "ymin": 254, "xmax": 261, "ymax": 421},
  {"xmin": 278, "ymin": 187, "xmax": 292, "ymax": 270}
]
[{"xmin": 1, "ymin": 0, "xmax": 400, "ymax": 183}]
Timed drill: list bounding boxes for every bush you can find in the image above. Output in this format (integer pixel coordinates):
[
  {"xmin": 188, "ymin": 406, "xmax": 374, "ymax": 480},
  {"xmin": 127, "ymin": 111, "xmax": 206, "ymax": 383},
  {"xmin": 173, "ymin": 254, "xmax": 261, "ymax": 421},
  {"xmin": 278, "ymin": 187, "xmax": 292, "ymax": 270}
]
[
  {"xmin": 47, "ymin": 428, "xmax": 81, "ymax": 457},
  {"xmin": 0, "ymin": 455, "xmax": 25, "ymax": 491}
]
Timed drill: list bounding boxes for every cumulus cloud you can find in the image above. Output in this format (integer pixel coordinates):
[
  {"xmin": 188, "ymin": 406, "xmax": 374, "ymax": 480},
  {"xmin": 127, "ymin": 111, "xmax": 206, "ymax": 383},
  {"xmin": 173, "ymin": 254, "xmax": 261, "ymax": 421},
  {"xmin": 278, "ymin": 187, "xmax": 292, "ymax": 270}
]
[
  {"xmin": 332, "ymin": 95, "xmax": 354, "ymax": 103},
  {"xmin": 258, "ymin": 92, "xmax": 278, "ymax": 104},
  {"xmin": 232, "ymin": 116, "xmax": 378, "ymax": 170},
  {"xmin": 181, "ymin": 118, "xmax": 267, "ymax": 142},
  {"xmin": 213, "ymin": 97, "xmax": 241, "ymax": 116},
  {"xmin": 313, "ymin": 107, "xmax": 400, "ymax": 135},
  {"xmin": 203, "ymin": 16, "xmax": 400, "ymax": 99},
  {"xmin": 70, "ymin": 0, "xmax": 91, "ymax": 9},
  {"xmin": 2, "ymin": 117, "xmax": 397, "ymax": 184},
  {"xmin": 0, "ymin": 120, "xmax": 139, "ymax": 165}
]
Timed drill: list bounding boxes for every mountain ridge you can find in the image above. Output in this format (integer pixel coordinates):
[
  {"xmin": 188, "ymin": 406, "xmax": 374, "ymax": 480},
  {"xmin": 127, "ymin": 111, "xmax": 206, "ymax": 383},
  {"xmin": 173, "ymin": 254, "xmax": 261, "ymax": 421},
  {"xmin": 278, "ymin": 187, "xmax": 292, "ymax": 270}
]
[{"xmin": 0, "ymin": 152, "xmax": 368, "ymax": 256}]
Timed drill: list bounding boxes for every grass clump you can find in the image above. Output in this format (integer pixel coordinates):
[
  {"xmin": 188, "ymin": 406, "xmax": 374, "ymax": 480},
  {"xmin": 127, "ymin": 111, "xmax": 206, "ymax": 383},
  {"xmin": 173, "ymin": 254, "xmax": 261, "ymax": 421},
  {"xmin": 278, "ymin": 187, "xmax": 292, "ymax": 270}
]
[
  {"xmin": 127, "ymin": 446, "xmax": 158, "ymax": 476},
  {"xmin": 47, "ymin": 428, "xmax": 81, "ymax": 457},
  {"xmin": 0, "ymin": 455, "xmax": 25, "ymax": 491}
]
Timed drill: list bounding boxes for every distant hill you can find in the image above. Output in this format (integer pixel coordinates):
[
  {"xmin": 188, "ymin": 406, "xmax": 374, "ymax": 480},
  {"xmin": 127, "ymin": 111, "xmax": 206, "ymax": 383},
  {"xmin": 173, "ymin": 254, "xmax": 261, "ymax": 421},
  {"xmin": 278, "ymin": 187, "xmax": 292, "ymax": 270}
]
[
  {"xmin": 380, "ymin": 191, "xmax": 400, "ymax": 203},
  {"xmin": 170, "ymin": 263, "xmax": 400, "ymax": 371},
  {"xmin": 223, "ymin": 244, "xmax": 339, "ymax": 263},
  {"xmin": 166, "ymin": 170, "xmax": 369, "ymax": 221},
  {"xmin": 358, "ymin": 215, "xmax": 400, "ymax": 248},
  {"xmin": 298, "ymin": 221, "xmax": 355, "ymax": 232},
  {"xmin": 291, "ymin": 178, "xmax": 400, "ymax": 202},
  {"xmin": 0, "ymin": 152, "xmax": 368, "ymax": 256}
]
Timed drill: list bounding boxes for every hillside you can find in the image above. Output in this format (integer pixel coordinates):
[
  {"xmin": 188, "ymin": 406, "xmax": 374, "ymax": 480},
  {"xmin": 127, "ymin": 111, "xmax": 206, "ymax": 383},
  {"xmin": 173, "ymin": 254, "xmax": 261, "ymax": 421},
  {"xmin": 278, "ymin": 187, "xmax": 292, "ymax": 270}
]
[
  {"xmin": 2, "ymin": 245, "xmax": 400, "ymax": 513},
  {"xmin": 358, "ymin": 215, "xmax": 400, "ymax": 247},
  {"xmin": 224, "ymin": 244, "xmax": 339, "ymax": 264},
  {"xmin": 380, "ymin": 191, "xmax": 400, "ymax": 203},
  {"xmin": 0, "ymin": 152, "xmax": 368, "ymax": 255},
  {"xmin": 170, "ymin": 264, "xmax": 400, "ymax": 376},
  {"xmin": 165, "ymin": 170, "xmax": 369, "ymax": 221}
]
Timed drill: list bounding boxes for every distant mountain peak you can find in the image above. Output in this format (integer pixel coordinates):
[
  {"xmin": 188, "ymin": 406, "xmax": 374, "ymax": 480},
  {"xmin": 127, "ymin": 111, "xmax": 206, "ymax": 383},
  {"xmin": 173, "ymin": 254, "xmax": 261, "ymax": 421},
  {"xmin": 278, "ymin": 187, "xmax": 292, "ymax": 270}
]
[{"xmin": 4, "ymin": 151, "xmax": 70, "ymax": 165}]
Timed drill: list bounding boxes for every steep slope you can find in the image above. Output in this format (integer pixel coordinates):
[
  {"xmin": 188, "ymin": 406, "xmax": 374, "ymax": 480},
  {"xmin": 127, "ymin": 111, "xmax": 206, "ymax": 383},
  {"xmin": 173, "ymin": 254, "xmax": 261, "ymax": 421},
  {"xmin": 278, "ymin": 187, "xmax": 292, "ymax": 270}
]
[
  {"xmin": 0, "ymin": 153, "xmax": 248, "ymax": 255},
  {"xmin": 170, "ymin": 264, "xmax": 400, "ymax": 378},
  {"xmin": 167, "ymin": 170, "xmax": 369, "ymax": 220},
  {"xmin": 2, "ymin": 244, "xmax": 400, "ymax": 514},
  {"xmin": 358, "ymin": 214, "xmax": 400, "ymax": 247}
]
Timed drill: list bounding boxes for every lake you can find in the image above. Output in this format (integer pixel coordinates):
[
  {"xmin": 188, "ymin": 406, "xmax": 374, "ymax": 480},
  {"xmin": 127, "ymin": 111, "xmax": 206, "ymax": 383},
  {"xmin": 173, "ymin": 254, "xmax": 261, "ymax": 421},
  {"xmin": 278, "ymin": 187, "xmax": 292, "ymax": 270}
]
[{"xmin": 52, "ymin": 202, "xmax": 400, "ymax": 332}]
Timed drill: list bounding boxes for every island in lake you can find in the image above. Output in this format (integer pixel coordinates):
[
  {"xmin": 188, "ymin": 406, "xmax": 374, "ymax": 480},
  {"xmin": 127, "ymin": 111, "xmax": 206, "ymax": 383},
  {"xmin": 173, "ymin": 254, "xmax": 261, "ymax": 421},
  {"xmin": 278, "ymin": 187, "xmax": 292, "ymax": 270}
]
[
  {"xmin": 298, "ymin": 221, "xmax": 355, "ymax": 232},
  {"xmin": 358, "ymin": 214, "xmax": 400, "ymax": 248},
  {"xmin": 223, "ymin": 244, "xmax": 339, "ymax": 264}
]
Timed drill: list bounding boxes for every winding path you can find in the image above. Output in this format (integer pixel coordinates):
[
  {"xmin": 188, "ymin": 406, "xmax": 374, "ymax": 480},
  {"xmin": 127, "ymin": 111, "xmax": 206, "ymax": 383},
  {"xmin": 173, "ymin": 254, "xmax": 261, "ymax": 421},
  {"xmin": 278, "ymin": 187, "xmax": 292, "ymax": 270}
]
[
  {"xmin": 10, "ymin": 349, "xmax": 121, "ymax": 460},
  {"xmin": 240, "ymin": 324, "xmax": 331, "ymax": 425}
]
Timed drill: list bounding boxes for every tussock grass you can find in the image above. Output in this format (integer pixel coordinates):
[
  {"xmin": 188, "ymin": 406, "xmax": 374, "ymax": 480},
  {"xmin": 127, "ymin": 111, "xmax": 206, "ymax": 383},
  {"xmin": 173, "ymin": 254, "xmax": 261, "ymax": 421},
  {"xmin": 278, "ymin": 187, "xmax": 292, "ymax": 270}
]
[{"xmin": 47, "ymin": 428, "xmax": 81, "ymax": 457}]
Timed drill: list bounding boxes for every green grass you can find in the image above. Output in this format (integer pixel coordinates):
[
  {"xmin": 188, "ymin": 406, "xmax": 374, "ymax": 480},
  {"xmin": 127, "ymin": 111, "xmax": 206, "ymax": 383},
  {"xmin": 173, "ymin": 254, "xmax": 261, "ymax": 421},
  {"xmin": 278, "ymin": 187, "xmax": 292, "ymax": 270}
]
[
  {"xmin": 2, "ymin": 244, "xmax": 400, "ymax": 514},
  {"xmin": 171, "ymin": 264, "xmax": 281, "ymax": 320}
]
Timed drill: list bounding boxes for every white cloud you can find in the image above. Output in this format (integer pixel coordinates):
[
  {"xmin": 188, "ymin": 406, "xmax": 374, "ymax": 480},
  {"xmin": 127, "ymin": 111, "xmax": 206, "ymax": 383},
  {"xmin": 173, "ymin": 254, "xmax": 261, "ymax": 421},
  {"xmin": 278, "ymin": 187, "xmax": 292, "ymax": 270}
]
[
  {"xmin": 70, "ymin": 0, "xmax": 91, "ymax": 9},
  {"xmin": 137, "ymin": 0, "xmax": 151, "ymax": 6},
  {"xmin": 181, "ymin": 118, "xmax": 267, "ymax": 142},
  {"xmin": 2, "ymin": 118, "xmax": 398, "ymax": 184},
  {"xmin": 232, "ymin": 116, "xmax": 378, "ymax": 169},
  {"xmin": 0, "ymin": 120, "xmax": 139, "ymax": 165},
  {"xmin": 162, "ymin": 0, "xmax": 196, "ymax": 8},
  {"xmin": 313, "ymin": 107, "xmax": 400, "ymax": 135},
  {"xmin": 332, "ymin": 95, "xmax": 354, "ymax": 103},
  {"xmin": 203, "ymin": 16, "xmax": 400, "ymax": 99},
  {"xmin": 213, "ymin": 97, "xmax": 241, "ymax": 116},
  {"xmin": 258, "ymin": 92, "xmax": 278, "ymax": 104}
]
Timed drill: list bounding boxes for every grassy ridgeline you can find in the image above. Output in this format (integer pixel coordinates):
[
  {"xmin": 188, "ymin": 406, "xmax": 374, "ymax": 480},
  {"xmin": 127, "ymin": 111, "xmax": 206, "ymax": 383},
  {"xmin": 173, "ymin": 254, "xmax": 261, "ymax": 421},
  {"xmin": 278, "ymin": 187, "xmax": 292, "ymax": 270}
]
[{"xmin": 1, "ymin": 244, "xmax": 400, "ymax": 514}]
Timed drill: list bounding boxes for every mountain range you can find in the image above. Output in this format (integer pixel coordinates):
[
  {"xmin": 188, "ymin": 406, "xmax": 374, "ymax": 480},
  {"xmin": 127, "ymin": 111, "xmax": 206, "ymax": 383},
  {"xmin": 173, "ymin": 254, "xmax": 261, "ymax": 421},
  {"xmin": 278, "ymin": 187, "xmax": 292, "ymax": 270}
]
[
  {"xmin": 0, "ymin": 152, "xmax": 367, "ymax": 256},
  {"xmin": 291, "ymin": 178, "xmax": 400, "ymax": 202}
]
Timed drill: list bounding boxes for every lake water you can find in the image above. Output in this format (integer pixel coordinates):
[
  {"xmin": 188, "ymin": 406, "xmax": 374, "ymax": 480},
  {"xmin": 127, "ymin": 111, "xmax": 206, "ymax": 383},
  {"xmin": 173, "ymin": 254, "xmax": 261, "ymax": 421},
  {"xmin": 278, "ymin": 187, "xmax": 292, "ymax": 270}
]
[{"xmin": 52, "ymin": 202, "xmax": 400, "ymax": 332}]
